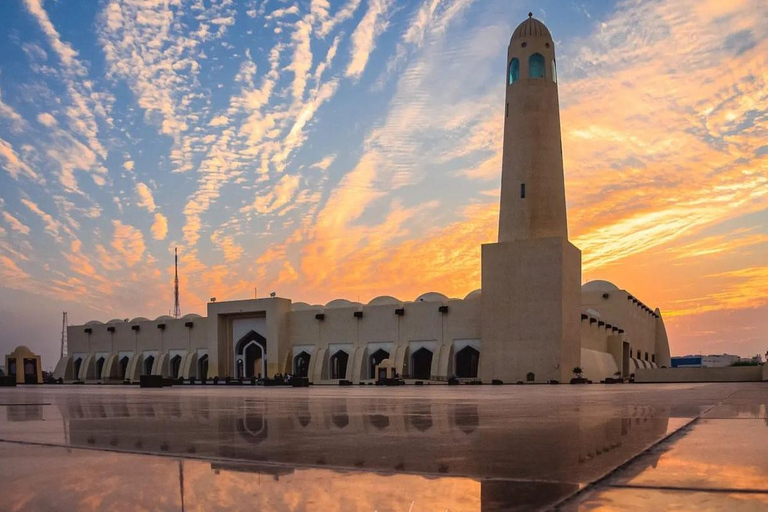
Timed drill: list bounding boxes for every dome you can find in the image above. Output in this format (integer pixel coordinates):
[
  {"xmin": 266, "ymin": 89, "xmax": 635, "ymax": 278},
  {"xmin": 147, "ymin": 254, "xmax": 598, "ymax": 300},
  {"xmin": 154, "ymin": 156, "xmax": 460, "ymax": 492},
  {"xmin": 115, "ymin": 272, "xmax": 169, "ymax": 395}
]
[
  {"xmin": 464, "ymin": 289, "xmax": 482, "ymax": 300},
  {"xmin": 9, "ymin": 345, "xmax": 36, "ymax": 357},
  {"xmin": 585, "ymin": 308, "xmax": 601, "ymax": 319},
  {"xmin": 368, "ymin": 295, "xmax": 402, "ymax": 306},
  {"xmin": 84, "ymin": 320, "xmax": 104, "ymax": 326},
  {"xmin": 582, "ymin": 280, "xmax": 620, "ymax": 293},
  {"xmin": 155, "ymin": 315, "xmax": 174, "ymax": 322},
  {"xmin": 415, "ymin": 292, "xmax": 448, "ymax": 303},
  {"xmin": 325, "ymin": 299, "xmax": 361, "ymax": 309},
  {"xmin": 511, "ymin": 13, "xmax": 551, "ymax": 41},
  {"xmin": 106, "ymin": 318, "xmax": 125, "ymax": 324},
  {"xmin": 130, "ymin": 317, "xmax": 150, "ymax": 323},
  {"xmin": 292, "ymin": 302, "xmax": 318, "ymax": 311},
  {"xmin": 182, "ymin": 313, "xmax": 202, "ymax": 320}
]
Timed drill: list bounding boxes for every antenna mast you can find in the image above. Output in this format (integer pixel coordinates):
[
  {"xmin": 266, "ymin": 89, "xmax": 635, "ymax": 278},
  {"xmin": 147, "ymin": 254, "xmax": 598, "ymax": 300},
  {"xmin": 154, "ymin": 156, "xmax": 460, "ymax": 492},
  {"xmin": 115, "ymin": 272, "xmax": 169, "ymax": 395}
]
[
  {"xmin": 173, "ymin": 247, "xmax": 181, "ymax": 318},
  {"xmin": 60, "ymin": 312, "xmax": 68, "ymax": 358}
]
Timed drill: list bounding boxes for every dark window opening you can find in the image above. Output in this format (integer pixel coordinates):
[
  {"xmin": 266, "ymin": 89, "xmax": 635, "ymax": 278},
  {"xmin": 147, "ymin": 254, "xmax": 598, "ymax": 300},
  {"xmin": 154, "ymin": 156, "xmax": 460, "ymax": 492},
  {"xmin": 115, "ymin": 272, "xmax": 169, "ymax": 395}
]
[
  {"xmin": 636, "ymin": 350, "xmax": 641, "ymax": 359},
  {"xmin": 505, "ymin": 102, "xmax": 508, "ymax": 118},
  {"xmin": 520, "ymin": 183, "xmax": 526, "ymax": 198}
]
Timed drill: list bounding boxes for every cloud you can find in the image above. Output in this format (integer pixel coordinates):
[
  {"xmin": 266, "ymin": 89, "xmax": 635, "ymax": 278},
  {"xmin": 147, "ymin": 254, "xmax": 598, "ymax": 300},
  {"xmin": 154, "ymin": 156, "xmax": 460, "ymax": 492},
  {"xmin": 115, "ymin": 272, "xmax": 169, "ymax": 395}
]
[
  {"xmin": 346, "ymin": 0, "xmax": 392, "ymax": 78},
  {"xmin": 0, "ymin": 87, "xmax": 26, "ymax": 130},
  {"xmin": 243, "ymin": 174, "xmax": 302, "ymax": 215},
  {"xmin": 135, "ymin": 182, "xmax": 157, "ymax": 212},
  {"xmin": 111, "ymin": 220, "xmax": 146, "ymax": 267},
  {"xmin": 21, "ymin": 197, "xmax": 62, "ymax": 240},
  {"xmin": 36, "ymin": 112, "xmax": 57, "ymax": 127},
  {"xmin": 123, "ymin": 160, "xmax": 134, "ymax": 171},
  {"xmin": 1, "ymin": 211, "xmax": 31, "ymax": 235},
  {"xmin": 0, "ymin": 136, "xmax": 39, "ymax": 181},
  {"xmin": 151, "ymin": 212, "xmax": 168, "ymax": 240},
  {"xmin": 311, "ymin": 154, "xmax": 337, "ymax": 170}
]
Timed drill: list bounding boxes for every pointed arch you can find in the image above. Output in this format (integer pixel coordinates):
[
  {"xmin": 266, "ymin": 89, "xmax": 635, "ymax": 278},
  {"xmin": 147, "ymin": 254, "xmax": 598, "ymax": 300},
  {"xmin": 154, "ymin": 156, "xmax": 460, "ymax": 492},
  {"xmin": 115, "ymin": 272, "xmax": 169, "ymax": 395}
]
[{"xmin": 509, "ymin": 57, "xmax": 520, "ymax": 84}]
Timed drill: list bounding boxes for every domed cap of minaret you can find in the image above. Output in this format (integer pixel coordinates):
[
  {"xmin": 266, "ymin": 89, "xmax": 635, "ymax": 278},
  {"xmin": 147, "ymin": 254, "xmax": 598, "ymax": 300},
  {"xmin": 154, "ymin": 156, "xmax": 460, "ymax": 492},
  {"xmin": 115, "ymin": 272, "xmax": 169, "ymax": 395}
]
[{"xmin": 511, "ymin": 12, "xmax": 551, "ymax": 41}]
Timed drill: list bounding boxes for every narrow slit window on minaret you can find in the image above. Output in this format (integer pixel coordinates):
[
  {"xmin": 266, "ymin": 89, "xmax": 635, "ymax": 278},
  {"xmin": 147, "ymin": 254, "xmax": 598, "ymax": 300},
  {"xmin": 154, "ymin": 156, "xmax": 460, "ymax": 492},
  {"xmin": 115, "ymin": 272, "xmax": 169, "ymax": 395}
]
[
  {"xmin": 506, "ymin": 102, "xmax": 509, "ymax": 118},
  {"xmin": 520, "ymin": 183, "xmax": 526, "ymax": 198}
]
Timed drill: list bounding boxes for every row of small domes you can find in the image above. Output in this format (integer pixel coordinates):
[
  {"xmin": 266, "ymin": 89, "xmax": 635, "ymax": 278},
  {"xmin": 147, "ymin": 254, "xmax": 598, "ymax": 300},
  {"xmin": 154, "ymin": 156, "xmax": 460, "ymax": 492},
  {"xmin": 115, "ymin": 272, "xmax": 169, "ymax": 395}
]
[{"xmin": 82, "ymin": 281, "xmax": 619, "ymax": 321}]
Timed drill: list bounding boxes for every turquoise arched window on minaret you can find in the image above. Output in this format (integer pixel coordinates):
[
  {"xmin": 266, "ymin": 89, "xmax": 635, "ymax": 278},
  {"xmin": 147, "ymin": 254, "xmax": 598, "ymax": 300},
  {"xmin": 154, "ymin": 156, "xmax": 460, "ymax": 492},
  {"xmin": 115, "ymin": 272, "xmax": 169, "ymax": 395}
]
[
  {"xmin": 509, "ymin": 58, "xmax": 519, "ymax": 84},
  {"xmin": 529, "ymin": 53, "xmax": 545, "ymax": 78}
]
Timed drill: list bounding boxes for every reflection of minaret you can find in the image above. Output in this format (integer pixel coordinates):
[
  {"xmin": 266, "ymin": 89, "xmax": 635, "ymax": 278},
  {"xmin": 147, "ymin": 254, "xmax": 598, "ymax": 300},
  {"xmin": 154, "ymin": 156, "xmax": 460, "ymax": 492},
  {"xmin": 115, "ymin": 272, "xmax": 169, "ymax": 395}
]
[
  {"xmin": 480, "ymin": 13, "xmax": 582, "ymax": 384},
  {"xmin": 173, "ymin": 247, "xmax": 181, "ymax": 319}
]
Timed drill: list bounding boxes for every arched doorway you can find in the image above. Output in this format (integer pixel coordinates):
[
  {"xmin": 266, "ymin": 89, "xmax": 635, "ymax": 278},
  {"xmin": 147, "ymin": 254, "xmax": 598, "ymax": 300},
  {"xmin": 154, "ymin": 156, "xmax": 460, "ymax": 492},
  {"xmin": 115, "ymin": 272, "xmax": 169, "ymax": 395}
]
[
  {"xmin": 143, "ymin": 355, "xmax": 155, "ymax": 376},
  {"xmin": 455, "ymin": 346, "xmax": 480, "ymax": 378},
  {"xmin": 235, "ymin": 330, "xmax": 267, "ymax": 379},
  {"xmin": 369, "ymin": 349, "xmax": 390, "ymax": 379},
  {"xmin": 198, "ymin": 354, "xmax": 209, "ymax": 379},
  {"xmin": 170, "ymin": 355, "xmax": 182, "ymax": 379},
  {"xmin": 329, "ymin": 350, "xmax": 348, "ymax": 380},
  {"xmin": 119, "ymin": 356, "xmax": 130, "ymax": 379},
  {"xmin": 96, "ymin": 357, "xmax": 105, "ymax": 379},
  {"xmin": 294, "ymin": 352, "xmax": 310, "ymax": 378},
  {"xmin": 244, "ymin": 342, "xmax": 264, "ymax": 378},
  {"xmin": 411, "ymin": 348, "xmax": 433, "ymax": 380},
  {"xmin": 23, "ymin": 359, "xmax": 37, "ymax": 384},
  {"xmin": 73, "ymin": 358, "xmax": 82, "ymax": 380}
]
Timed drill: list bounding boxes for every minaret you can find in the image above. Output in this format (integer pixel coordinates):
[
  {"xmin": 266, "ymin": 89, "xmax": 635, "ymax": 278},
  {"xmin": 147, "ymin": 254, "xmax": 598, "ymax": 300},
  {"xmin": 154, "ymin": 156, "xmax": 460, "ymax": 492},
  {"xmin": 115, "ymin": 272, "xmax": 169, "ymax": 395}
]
[
  {"xmin": 480, "ymin": 13, "xmax": 581, "ymax": 384},
  {"xmin": 498, "ymin": 12, "xmax": 568, "ymax": 242}
]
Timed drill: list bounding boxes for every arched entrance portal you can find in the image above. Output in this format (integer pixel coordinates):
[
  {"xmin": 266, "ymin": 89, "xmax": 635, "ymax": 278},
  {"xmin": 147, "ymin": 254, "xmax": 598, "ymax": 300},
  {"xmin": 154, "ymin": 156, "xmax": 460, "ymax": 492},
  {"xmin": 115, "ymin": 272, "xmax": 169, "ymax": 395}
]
[
  {"xmin": 119, "ymin": 356, "xmax": 130, "ymax": 379},
  {"xmin": 170, "ymin": 355, "xmax": 182, "ymax": 379},
  {"xmin": 244, "ymin": 342, "xmax": 264, "ymax": 378},
  {"xmin": 455, "ymin": 346, "xmax": 480, "ymax": 378},
  {"xmin": 329, "ymin": 351, "xmax": 348, "ymax": 380},
  {"xmin": 143, "ymin": 355, "xmax": 155, "ymax": 376},
  {"xmin": 294, "ymin": 352, "xmax": 310, "ymax": 378},
  {"xmin": 235, "ymin": 330, "xmax": 267, "ymax": 379},
  {"xmin": 23, "ymin": 359, "xmax": 38, "ymax": 384},
  {"xmin": 369, "ymin": 349, "xmax": 390, "ymax": 379},
  {"xmin": 198, "ymin": 354, "xmax": 209, "ymax": 379},
  {"xmin": 73, "ymin": 358, "xmax": 82, "ymax": 380},
  {"xmin": 411, "ymin": 348, "xmax": 433, "ymax": 380},
  {"xmin": 96, "ymin": 357, "xmax": 105, "ymax": 379}
]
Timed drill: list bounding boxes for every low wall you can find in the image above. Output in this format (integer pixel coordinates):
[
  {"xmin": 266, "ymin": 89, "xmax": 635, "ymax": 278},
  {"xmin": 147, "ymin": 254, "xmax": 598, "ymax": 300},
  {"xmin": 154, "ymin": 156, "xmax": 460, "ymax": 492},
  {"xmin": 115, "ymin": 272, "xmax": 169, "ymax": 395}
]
[{"xmin": 635, "ymin": 365, "xmax": 764, "ymax": 383}]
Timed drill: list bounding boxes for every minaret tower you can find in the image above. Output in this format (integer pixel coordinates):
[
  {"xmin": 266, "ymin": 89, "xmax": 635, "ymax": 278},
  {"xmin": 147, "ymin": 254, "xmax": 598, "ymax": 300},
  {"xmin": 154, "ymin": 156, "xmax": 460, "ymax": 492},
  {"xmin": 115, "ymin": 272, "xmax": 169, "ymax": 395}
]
[
  {"xmin": 480, "ymin": 13, "xmax": 582, "ymax": 384},
  {"xmin": 498, "ymin": 12, "xmax": 568, "ymax": 242}
]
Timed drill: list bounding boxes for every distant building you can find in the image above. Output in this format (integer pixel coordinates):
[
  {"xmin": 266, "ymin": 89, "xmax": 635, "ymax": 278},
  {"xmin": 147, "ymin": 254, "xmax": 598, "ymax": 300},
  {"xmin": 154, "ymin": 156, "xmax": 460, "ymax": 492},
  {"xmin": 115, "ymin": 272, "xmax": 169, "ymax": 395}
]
[{"xmin": 53, "ymin": 14, "xmax": 671, "ymax": 386}]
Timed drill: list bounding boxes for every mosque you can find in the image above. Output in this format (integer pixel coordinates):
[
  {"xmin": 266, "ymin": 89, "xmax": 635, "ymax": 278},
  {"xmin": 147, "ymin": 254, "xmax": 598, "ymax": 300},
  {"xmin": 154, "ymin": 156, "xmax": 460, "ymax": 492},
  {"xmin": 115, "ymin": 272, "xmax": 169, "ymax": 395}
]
[{"xmin": 53, "ymin": 14, "xmax": 671, "ymax": 385}]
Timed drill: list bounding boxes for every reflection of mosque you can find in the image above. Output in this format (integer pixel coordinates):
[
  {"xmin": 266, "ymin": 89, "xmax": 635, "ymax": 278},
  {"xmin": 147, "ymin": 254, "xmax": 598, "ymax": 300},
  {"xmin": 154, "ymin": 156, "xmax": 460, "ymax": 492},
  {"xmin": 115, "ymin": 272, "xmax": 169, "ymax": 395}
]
[{"xmin": 51, "ymin": 394, "xmax": 686, "ymax": 482}]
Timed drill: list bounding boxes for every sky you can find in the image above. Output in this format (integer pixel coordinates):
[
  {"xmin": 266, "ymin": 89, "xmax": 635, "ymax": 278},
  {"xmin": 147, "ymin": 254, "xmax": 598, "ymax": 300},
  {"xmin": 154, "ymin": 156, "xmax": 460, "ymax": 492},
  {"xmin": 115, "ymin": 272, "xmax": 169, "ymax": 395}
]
[{"xmin": 0, "ymin": 0, "xmax": 766, "ymax": 369}]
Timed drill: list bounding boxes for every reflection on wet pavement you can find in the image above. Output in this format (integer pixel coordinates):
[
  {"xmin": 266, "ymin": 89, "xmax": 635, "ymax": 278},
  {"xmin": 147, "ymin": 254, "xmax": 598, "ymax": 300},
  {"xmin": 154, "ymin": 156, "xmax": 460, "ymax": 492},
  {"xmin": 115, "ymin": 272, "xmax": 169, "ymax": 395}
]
[
  {"xmin": 0, "ymin": 383, "xmax": 766, "ymax": 511},
  {"xmin": 561, "ymin": 385, "xmax": 768, "ymax": 511}
]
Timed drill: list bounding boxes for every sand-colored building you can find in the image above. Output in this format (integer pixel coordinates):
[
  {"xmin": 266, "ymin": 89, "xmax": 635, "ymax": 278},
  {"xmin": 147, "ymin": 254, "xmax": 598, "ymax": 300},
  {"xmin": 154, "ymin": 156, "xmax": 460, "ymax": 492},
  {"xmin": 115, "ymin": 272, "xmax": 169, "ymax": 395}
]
[
  {"xmin": 5, "ymin": 346, "xmax": 43, "ymax": 385},
  {"xmin": 54, "ymin": 14, "xmax": 670, "ymax": 385}
]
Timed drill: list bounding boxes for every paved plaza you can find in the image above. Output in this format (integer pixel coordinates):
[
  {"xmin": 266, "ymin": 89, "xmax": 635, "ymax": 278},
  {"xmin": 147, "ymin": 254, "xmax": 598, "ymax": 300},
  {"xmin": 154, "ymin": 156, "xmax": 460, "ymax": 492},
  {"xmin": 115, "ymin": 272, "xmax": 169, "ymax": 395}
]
[{"xmin": 0, "ymin": 383, "xmax": 766, "ymax": 511}]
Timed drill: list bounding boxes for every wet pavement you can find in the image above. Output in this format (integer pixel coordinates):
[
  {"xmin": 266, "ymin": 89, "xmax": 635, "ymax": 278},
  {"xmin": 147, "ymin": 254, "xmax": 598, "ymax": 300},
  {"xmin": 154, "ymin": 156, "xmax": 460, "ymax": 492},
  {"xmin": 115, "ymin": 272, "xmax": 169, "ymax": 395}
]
[{"xmin": 0, "ymin": 383, "xmax": 766, "ymax": 511}]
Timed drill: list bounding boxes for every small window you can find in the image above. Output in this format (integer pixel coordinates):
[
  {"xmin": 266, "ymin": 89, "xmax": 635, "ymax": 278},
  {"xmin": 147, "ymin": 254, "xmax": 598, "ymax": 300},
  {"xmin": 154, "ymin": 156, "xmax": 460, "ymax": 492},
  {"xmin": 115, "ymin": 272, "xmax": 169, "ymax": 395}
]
[
  {"xmin": 521, "ymin": 42, "xmax": 527, "ymax": 48},
  {"xmin": 506, "ymin": 102, "xmax": 509, "ymax": 118},
  {"xmin": 652, "ymin": 354, "xmax": 656, "ymax": 363},
  {"xmin": 509, "ymin": 58, "xmax": 519, "ymax": 84},
  {"xmin": 637, "ymin": 350, "xmax": 641, "ymax": 359},
  {"xmin": 552, "ymin": 59, "xmax": 557, "ymax": 83},
  {"xmin": 644, "ymin": 352, "xmax": 649, "ymax": 361},
  {"xmin": 520, "ymin": 183, "xmax": 526, "ymax": 198},
  {"xmin": 529, "ymin": 53, "xmax": 545, "ymax": 78}
]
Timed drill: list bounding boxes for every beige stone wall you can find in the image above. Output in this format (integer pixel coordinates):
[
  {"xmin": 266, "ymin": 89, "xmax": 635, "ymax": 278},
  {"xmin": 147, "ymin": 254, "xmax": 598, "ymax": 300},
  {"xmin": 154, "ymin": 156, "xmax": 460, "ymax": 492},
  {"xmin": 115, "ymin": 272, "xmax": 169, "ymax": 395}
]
[
  {"xmin": 480, "ymin": 238, "xmax": 581, "ymax": 383},
  {"xmin": 582, "ymin": 289, "xmax": 661, "ymax": 366}
]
